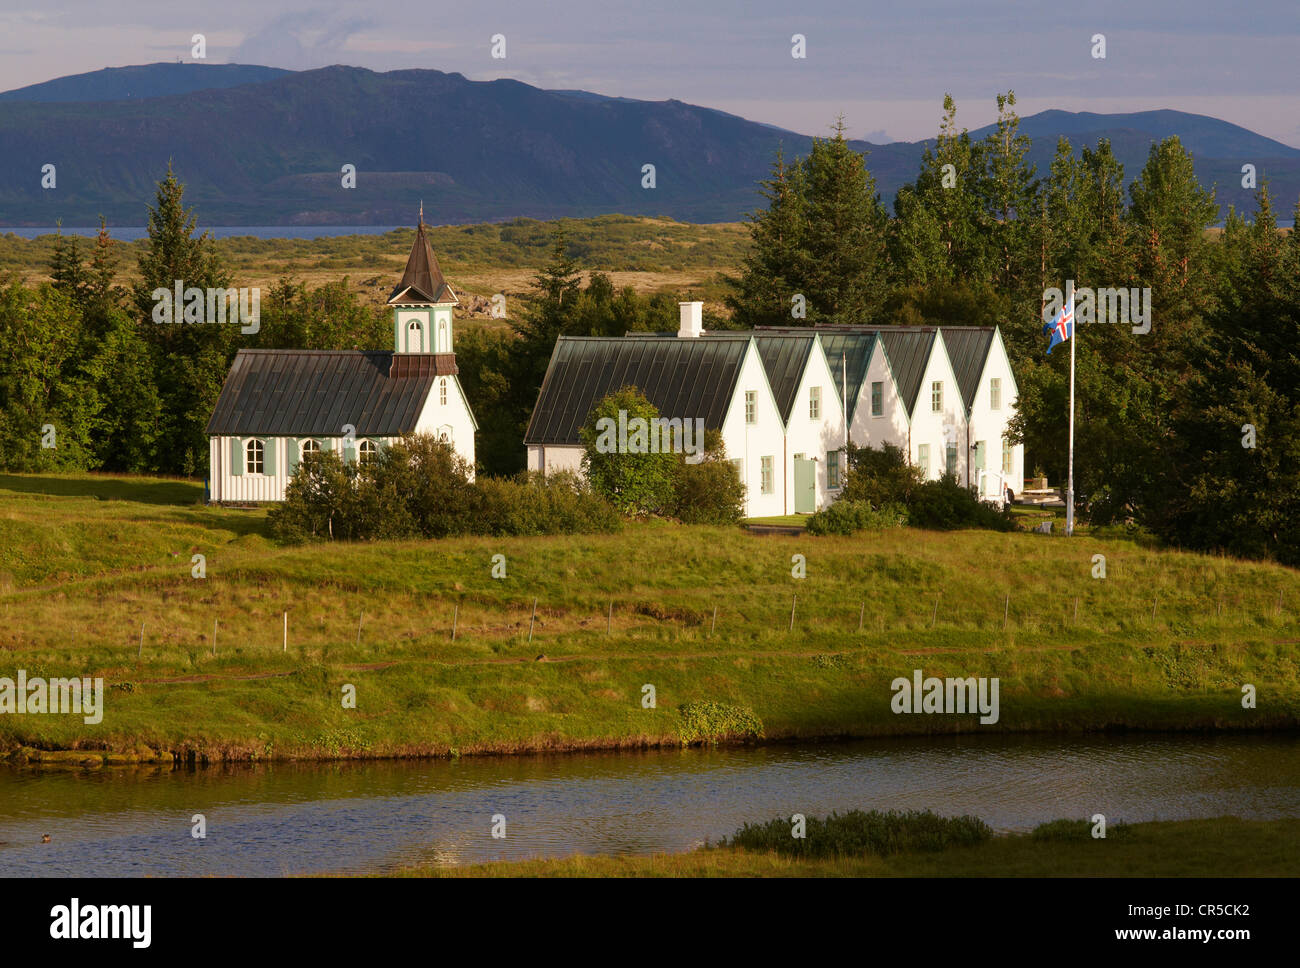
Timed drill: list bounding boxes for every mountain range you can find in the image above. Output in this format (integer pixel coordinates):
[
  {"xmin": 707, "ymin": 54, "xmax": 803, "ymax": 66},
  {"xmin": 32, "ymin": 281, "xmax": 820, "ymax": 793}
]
[{"xmin": 1, "ymin": 63, "xmax": 1295, "ymax": 227}]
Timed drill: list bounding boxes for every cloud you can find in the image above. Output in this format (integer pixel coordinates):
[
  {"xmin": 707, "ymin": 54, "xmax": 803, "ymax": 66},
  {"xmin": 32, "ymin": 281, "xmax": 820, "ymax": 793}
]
[{"xmin": 228, "ymin": 11, "xmax": 374, "ymax": 70}]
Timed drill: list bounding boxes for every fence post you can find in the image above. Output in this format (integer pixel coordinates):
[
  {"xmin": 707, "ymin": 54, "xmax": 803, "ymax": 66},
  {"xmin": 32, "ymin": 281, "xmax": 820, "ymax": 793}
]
[
  {"xmin": 283, "ymin": 611, "xmax": 288, "ymax": 652},
  {"xmin": 452, "ymin": 604, "xmax": 459, "ymax": 642},
  {"xmin": 1003, "ymin": 594, "xmax": 1010, "ymax": 630},
  {"xmin": 528, "ymin": 598, "xmax": 538, "ymax": 644},
  {"xmin": 789, "ymin": 595, "xmax": 797, "ymax": 633}
]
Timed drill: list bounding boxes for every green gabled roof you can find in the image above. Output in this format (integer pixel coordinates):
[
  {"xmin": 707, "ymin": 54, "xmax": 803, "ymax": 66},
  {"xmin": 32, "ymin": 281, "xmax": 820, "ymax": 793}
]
[
  {"xmin": 876, "ymin": 329, "xmax": 937, "ymax": 415},
  {"xmin": 753, "ymin": 334, "xmax": 815, "ymax": 423},
  {"xmin": 524, "ymin": 335, "xmax": 750, "ymax": 445},
  {"xmin": 938, "ymin": 327, "xmax": 997, "ymax": 413}
]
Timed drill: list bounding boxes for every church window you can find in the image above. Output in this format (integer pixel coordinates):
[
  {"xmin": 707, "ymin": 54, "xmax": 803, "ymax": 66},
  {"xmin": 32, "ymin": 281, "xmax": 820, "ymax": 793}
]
[{"xmin": 246, "ymin": 439, "xmax": 264, "ymax": 475}]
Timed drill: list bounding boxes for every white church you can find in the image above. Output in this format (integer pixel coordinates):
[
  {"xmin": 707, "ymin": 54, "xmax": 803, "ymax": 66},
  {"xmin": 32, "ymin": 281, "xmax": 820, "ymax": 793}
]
[{"xmin": 205, "ymin": 217, "xmax": 478, "ymax": 503}]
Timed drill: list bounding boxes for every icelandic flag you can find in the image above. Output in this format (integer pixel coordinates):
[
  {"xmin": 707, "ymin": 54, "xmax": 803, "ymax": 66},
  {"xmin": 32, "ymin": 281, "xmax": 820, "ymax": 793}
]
[{"xmin": 1043, "ymin": 296, "xmax": 1074, "ymax": 355}]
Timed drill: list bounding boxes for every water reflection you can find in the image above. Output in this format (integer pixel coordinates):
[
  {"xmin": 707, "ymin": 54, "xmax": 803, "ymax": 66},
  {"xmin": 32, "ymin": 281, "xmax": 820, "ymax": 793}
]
[{"xmin": 1, "ymin": 733, "xmax": 1297, "ymax": 877}]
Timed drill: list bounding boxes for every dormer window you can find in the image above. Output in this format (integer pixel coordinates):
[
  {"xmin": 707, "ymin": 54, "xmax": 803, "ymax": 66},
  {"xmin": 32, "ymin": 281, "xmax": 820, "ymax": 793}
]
[{"xmin": 438, "ymin": 319, "xmax": 448, "ymax": 352}]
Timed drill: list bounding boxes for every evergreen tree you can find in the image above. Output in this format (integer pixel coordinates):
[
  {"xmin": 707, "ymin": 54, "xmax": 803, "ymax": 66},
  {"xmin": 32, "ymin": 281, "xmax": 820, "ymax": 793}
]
[
  {"xmin": 798, "ymin": 117, "xmax": 889, "ymax": 324},
  {"xmin": 726, "ymin": 145, "xmax": 808, "ymax": 327},
  {"xmin": 132, "ymin": 163, "xmax": 233, "ymax": 475}
]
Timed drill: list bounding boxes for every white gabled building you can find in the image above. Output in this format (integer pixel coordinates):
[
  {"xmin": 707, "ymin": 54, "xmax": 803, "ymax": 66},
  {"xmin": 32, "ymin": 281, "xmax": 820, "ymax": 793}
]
[
  {"xmin": 524, "ymin": 304, "xmax": 788, "ymax": 518},
  {"xmin": 205, "ymin": 216, "xmax": 477, "ymax": 503},
  {"xmin": 523, "ymin": 306, "xmax": 1023, "ymax": 517}
]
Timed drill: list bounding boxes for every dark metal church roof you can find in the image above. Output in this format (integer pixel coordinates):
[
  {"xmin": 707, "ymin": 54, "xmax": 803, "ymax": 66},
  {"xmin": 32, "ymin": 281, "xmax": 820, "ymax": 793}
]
[
  {"xmin": 524, "ymin": 335, "xmax": 750, "ymax": 445},
  {"xmin": 206, "ymin": 350, "xmax": 452, "ymax": 437}
]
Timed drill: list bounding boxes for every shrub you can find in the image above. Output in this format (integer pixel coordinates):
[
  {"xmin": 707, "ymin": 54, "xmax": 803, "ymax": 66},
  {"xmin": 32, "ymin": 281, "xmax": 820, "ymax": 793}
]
[
  {"xmin": 723, "ymin": 809, "xmax": 993, "ymax": 858},
  {"xmin": 677, "ymin": 700, "xmax": 764, "ymax": 745},
  {"xmin": 671, "ymin": 429, "xmax": 745, "ymax": 525},
  {"xmin": 1031, "ymin": 818, "xmax": 1132, "ymax": 842},
  {"xmin": 272, "ymin": 435, "xmax": 619, "ymax": 542},
  {"xmin": 806, "ymin": 499, "xmax": 908, "ymax": 535},
  {"xmin": 473, "ymin": 471, "xmax": 621, "ymax": 536},
  {"xmin": 908, "ymin": 473, "xmax": 1016, "ymax": 531},
  {"xmin": 841, "ymin": 441, "xmax": 924, "ymax": 506},
  {"xmin": 579, "ymin": 386, "xmax": 678, "ymax": 516}
]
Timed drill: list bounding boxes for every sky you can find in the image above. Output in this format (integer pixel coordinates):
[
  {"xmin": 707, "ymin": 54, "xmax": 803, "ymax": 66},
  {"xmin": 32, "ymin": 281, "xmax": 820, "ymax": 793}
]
[{"xmin": 1, "ymin": 0, "xmax": 1297, "ymax": 147}]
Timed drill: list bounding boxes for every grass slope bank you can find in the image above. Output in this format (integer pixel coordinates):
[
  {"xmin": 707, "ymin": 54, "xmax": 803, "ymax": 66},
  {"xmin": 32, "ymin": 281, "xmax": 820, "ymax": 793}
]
[
  {"xmin": 394, "ymin": 817, "xmax": 1300, "ymax": 878},
  {"xmin": 2, "ymin": 472, "xmax": 1299, "ymax": 761}
]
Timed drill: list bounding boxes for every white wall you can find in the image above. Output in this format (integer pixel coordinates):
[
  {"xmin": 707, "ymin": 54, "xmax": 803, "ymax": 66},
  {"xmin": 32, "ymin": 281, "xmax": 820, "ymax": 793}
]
[
  {"xmin": 210, "ymin": 434, "xmax": 397, "ymax": 503},
  {"xmin": 906, "ymin": 338, "xmax": 967, "ymax": 483},
  {"xmin": 528, "ymin": 444, "xmax": 585, "ymax": 475},
  {"xmin": 719, "ymin": 340, "xmax": 787, "ymax": 518},
  {"xmin": 786, "ymin": 338, "xmax": 847, "ymax": 510},
  {"xmin": 413, "ymin": 373, "xmax": 477, "ymax": 473},
  {"xmin": 965, "ymin": 330, "xmax": 1023, "ymax": 499},
  {"xmin": 849, "ymin": 339, "xmax": 910, "ymax": 456}
]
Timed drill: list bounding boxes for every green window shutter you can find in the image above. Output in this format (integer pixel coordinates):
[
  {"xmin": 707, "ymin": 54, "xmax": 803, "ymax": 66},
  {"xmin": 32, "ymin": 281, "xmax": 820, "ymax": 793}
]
[
  {"xmin": 231, "ymin": 437, "xmax": 243, "ymax": 476},
  {"xmin": 264, "ymin": 438, "xmax": 277, "ymax": 476},
  {"xmin": 974, "ymin": 441, "xmax": 986, "ymax": 471},
  {"xmin": 287, "ymin": 439, "xmax": 300, "ymax": 475},
  {"xmin": 343, "ymin": 440, "xmax": 356, "ymax": 463}
]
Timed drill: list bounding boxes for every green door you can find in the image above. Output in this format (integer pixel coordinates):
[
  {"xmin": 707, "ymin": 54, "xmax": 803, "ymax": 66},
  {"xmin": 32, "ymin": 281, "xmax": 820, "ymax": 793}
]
[{"xmin": 793, "ymin": 457, "xmax": 816, "ymax": 513}]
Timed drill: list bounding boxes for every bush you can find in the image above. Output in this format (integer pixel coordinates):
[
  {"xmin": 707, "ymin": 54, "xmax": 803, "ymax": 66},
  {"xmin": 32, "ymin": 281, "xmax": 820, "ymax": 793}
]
[
  {"xmin": 473, "ymin": 471, "xmax": 621, "ymax": 536},
  {"xmin": 579, "ymin": 386, "xmax": 678, "ymax": 516},
  {"xmin": 723, "ymin": 809, "xmax": 993, "ymax": 858},
  {"xmin": 839, "ymin": 443, "xmax": 1014, "ymax": 532},
  {"xmin": 908, "ymin": 473, "xmax": 1016, "ymax": 531},
  {"xmin": 806, "ymin": 499, "xmax": 908, "ymax": 535},
  {"xmin": 271, "ymin": 435, "xmax": 619, "ymax": 542},
  {"xmin": 677, "ymin": 700, "xmax": 764, "ymax": 745},
  {"xmin": 1031, "ymin": 818, "xmax": 1132, "ymax": 842},
  {"xmin": 671, "ymin": 429, "xmax": 745, "ymax": 525}
]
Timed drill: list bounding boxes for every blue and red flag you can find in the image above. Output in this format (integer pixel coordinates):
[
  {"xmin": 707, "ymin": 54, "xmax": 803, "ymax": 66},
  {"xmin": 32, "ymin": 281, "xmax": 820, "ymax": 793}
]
[{"xmin": 1043, "ymin": 296, "xmax": 1074, "ymax": 355}]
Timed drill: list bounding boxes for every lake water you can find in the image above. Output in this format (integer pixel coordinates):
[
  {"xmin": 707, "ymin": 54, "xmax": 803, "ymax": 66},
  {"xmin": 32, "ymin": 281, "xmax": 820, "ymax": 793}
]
[
  {"xmin": 1, "ymin": 226, "xmax": 405, "ymax": 241},
  {"xmin": 3, "ymin": 733, "xmax": 1298, "ymax": 877}
]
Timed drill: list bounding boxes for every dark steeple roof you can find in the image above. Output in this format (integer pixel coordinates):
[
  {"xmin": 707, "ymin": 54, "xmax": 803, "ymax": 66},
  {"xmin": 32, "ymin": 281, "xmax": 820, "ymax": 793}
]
[{"xmin": 388, "ymin": 215, "xmax": 456, "ymax": 305}]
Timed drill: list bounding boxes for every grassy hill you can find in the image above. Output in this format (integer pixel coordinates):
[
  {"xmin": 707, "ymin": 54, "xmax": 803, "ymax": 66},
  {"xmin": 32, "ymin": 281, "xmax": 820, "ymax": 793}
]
[{"xmin": 3, "ymin": 472, "xmax": 1298, "ymax": 762}]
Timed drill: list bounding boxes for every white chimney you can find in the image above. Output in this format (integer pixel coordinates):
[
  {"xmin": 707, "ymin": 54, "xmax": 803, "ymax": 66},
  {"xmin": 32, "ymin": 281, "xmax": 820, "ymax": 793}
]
[{"xmin": 678, "ymin": 301, "xmax": 704, "ymax": 338}]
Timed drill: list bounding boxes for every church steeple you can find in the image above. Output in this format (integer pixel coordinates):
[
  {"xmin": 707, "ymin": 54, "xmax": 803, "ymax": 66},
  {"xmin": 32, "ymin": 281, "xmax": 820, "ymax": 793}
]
[{"xmin": 388, "ymin": 210, "xmax": 457, "ymax": 354}]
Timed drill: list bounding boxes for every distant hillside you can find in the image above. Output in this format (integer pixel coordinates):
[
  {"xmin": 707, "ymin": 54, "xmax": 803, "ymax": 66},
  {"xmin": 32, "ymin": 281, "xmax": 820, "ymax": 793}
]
[
  {"xmin": 0, "ymin": 64, "xmax": 1294, "ymax": 225},
  {"xmin": 0, "ymin": 63, "xmax": 293, "ymax": 103}
]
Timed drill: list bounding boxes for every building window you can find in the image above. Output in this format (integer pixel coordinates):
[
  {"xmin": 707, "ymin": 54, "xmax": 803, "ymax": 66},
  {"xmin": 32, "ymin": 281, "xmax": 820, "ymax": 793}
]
[
  {"xmin": 745, "ymin": 391, "xmax": 756, "ymax": 424},
  {"xmin": 730, "ymin": 458, "xmax": 744, "ymax": 484},
  {"xmin": 946, "ymin": 442, "xmax": 958, "ymax": 476},
  {"xmin": 918, "ymin": 444, "xmax": 930, "ymax": 477},
  {"xmin": 932, "ymin": 381, "xmax": 943, "ymax": 413},
  {"xmin": 760, "ymin": 456, "xmax": 774, "ymax": 494},
  {"xmin": 827, "ymin": 450, "xmax": 841, "ymax": 489},
  {"xmin": 990, "ymin": 377, "xmax": 1002, "ymax": 410},
  {"xmin": 245, "ymin": 439, "xmax": 264, "ymax": 474},
  {"xmin": 871, "ymin": 381, "xmax": 883, "ymax": 417},
  {"xmin": 359, "ymin": 439, "xmax": 379, "ymax": 466},
  {"xmin": 809, "ymin": 386, "xmax": 821, "ymax": 420},
  {"xmin": 408, "ymin": 319, "xmax": 423, "ymax": 352},
  {"xmin": 439, "ymin": 378, "xmax": 447, "ymax": 406},
  {"xmin": 438, "ymin": 319, "xmax": 448, "ymax": 352},
  {"xmin": 301, "ymin": 439, "xmax": 320, "ymax": 458},
  {"xmin": 1002, "ymin": 442, "xmax": 1014, "ymax": 476}
]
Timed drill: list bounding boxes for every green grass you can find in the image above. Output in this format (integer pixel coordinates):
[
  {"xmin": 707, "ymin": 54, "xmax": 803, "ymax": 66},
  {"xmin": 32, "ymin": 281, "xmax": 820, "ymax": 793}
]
[
  {"xmin": 745, "ymin": 515, "xmax": 809, "ymax": 528},
  {"xmin": 392, "ymin": 817, "xmax": 1300, "ymax": 877},
  {"xmin": 3, "ymin": 471, "xmax": 1300, "ymax": 760}
]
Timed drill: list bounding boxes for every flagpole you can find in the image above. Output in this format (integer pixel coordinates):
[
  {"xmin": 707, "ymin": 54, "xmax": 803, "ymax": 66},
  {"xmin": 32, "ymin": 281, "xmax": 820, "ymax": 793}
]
[{"xmin": 1066, "ymin": 305, "xmax": 1076, "ymax": 536}]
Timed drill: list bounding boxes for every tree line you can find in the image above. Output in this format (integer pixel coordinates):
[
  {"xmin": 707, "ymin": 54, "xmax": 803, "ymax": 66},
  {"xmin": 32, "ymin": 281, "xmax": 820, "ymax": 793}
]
[{"xmin": 727, "ymin": 92, "xmax": 1300, "ymax": 565}]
